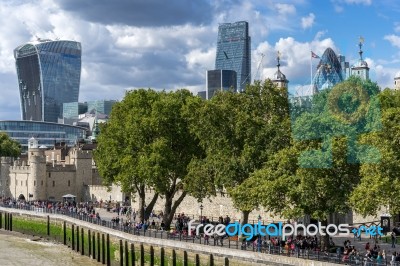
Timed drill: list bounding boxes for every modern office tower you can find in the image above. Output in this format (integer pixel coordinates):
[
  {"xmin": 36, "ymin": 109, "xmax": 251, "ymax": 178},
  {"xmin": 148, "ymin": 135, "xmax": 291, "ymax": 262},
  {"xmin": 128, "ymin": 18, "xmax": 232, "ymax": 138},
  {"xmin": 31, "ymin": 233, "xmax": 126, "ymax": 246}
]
[
  {"xmin": 87, "ymin": 100, "xmax": 117, "ymax": 115},
  {"xmin": 337, "ymin": 54, "xmax": 349, "ymax": 80},
  {"xmin": 206, "ymin": 70, "xmax": 237, "ymax": 99},
  {"xmin": 215, "ymin": 21, "xmax": 251, "ymax": 92},
  {"xmin": 62, "ymin": 100, "xmax": 117, "ymax": 119},
  {"xmin": 63, "ymin": 102, "xmax": 88, "ymax": 119},
  {"xmin": 312, "ymin": 48, "xmax": 344, "ymax": 91},
  {"xmin": 14, "ymin": 39, "xmax": 82, "ymax": 123},
  {"xmin": 197, "ymin": 91, "xmax": 206, "ymax": 99},
  {"xmin": 350, "ymin": 38, "xmax": 369, "ymax": 80}
]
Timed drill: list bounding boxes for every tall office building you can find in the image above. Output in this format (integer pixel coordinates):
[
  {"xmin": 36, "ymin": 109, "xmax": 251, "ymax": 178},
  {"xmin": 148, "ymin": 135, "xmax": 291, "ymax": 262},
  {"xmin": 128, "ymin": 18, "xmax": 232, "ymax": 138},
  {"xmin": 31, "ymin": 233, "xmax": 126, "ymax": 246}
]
[
  {"xmin": 312, "ymin": 48, "xmax": 344, "ymax": 91},
  {"xmin": 206, "ymin": 70, "xmax": 237, "ymax": 99},
  {"xmin": 14, "ymin": 39, "xmax": 82, "ymax": 123},
  {"xmin": 215, "ymin": 21, "xmax": 251, "ymax": 92}
]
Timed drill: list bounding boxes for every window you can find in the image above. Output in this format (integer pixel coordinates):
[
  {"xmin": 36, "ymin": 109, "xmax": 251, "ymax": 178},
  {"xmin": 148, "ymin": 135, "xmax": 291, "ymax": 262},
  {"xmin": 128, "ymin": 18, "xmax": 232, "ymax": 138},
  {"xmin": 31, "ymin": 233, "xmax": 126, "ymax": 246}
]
[
  {"xmin": 49, "ymin": 173, "xmax": 51, "ymax": 178},
  {"xmin": 21, "ymin": 181, "xmax": 22, "ymax": 186},
  {"xmin": 68, "ymin": 180, "xmax": 70, "ymax": 187},
  {"xmin": 41, "ymin": 180, "xmax": 43, "ymax": 186},
  {"xmin": 34, "ymin": 181, "xmax": 36, "ymax": 186},
  {"xmin": 52, "ymin": 181, "xmax": 55, "ymax": 187},
  {"xmin": 26, "ymin": 180, "xmax": 27, "ymax": 186}
]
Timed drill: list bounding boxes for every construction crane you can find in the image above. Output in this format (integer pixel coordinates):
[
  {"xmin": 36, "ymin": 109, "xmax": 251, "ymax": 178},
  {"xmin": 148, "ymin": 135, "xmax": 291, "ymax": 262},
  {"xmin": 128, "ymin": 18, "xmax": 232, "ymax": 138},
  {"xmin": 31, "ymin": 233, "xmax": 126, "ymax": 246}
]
[{"xmin": 254, "ymin": 53, "xmax": 265, "ymax": 82}]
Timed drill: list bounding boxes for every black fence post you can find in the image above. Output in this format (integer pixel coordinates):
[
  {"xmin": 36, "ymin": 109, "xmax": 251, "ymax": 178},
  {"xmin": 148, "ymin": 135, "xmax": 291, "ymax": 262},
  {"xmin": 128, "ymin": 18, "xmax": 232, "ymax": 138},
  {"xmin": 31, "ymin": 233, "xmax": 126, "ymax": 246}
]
[
  {"xmin": 160, "ymin": 247, "xmax": 165, "ymax": 266},
  {"xmin": 92, "ymin": 233, "xmax": 96, "ymax": 260},
  {"xmin": 47, "ymin": 215, "xmax": 50, "ymax": 236},
  {"xmin": 0, "ymin": 212, "xmax": 3, "ymax": 229},
  {"xmin": 172, "ymin": 249, "xmax": 176, "ymax": 266},
  {"xmin": 107, "ymin": 234, "xmax": 111, "ymax": 266},
  {"xmin": 131, "ymin": 243, "xmax": 135, "ymax": 266},
  {"xmin": 119, "ymin": 240, "xmax": 123, "ymax": 266},
  {"xmin": 150, "ymin": 246, "xmax": 154, "ymax": 265},
  {"xmin": 97, "ymin": 232, "xmax": 100, "ymax": 263},
  {"xmin": 140, "ymin": 244, "xmax": 144, "ymax": 266},
  {"xmin": 81, "ymin": 228, "xmax": 84, "ymax": 256},
  {"xmin": 124, "ymin": 241, "xmax": 128, "ymax": 266},
  {"xmin": 72, "ymin": 224, "xmax": 75, "ymax": 251},
  {"xmin": 224, "ymin": 257, "xmax": 229, "ymax": 266},
  {"xmin": 102, "ymin": 234, "xmax": 105, "ymax": 264},
  {"xmin": 183, "ymin": 251, "xmax": 188, "ymax": 266},
  {"xmin": 63, "ymin": 221, "xmax": 66, "ymax": 245},
  {"xmin": 88, "ymin": 230, "xmax": 91, "ymax": 258},
  {"xmin": 209, "ymin": 254, "xmax": 214, "ymax": 266},
  {"xmin": 5, "ymin": 213, "xmax": 8, "ymax": 231},
  {"xmin": 195, "ymin": 254, "xmax": 200, "ymax": 266},
  {"xmin": 9, "ymin": 213, "xmax": 12, "ymax": 231},
  {"xmin": 77, "ymin": 226, "xmax": 80, "ymax": 252}
]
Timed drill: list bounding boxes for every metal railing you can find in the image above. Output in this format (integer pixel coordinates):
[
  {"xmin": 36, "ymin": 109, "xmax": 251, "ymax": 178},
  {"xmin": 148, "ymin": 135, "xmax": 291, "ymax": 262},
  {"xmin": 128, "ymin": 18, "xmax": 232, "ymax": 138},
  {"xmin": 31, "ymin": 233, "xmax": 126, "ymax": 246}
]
[{"xmin": 0, "ymin": 203, "xmax": 394, "ymax": 266}]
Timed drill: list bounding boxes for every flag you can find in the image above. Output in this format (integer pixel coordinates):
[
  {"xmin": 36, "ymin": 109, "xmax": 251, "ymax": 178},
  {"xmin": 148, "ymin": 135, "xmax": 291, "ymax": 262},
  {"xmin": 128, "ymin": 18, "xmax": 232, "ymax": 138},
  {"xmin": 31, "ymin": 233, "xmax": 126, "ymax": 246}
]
[{"xmin": 311, "ymin": 51, "xmax": 320, "ymax": 59}]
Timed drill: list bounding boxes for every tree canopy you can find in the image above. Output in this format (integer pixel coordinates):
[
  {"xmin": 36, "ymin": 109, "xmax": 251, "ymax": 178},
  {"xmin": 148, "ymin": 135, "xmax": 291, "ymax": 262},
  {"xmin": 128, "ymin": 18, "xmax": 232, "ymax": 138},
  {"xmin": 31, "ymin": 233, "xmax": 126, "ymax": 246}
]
[{"xmin": 0, "ymin": 133, "xmax": 21, "ymax": 158}]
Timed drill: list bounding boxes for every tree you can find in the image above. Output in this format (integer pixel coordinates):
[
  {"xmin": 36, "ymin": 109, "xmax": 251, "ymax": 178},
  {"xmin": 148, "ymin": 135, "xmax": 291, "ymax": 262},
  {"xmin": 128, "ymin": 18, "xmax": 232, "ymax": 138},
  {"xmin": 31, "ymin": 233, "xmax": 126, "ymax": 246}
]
[
  {"xmin": 350, "ymin": 89, "xmax": 400, "ymax": 217},
  {"xmin": 187, "ymin": 80, "xmax": 291, "ymax": 223},
  {"xmin": 94, "ymin": 89, "xmax": 161, "ymax": 222},
  {"xmin": 95, "ymin": 89, "xmax": 203, "ymax": 227},
  {"xmin": 246, "ymin": 76, "xmax": 381, "ymax": 249},
  {"xmin": 0, "ymin": 133, "xmax": 21, "ymax": 157}
]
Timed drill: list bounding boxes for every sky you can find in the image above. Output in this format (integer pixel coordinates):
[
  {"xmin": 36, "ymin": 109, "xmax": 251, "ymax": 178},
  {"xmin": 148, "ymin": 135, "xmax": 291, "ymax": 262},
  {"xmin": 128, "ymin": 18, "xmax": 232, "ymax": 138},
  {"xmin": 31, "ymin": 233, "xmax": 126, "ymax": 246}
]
[{"xmin": 1, "ymin": 0, "xmax": 400, "ymax": 120}]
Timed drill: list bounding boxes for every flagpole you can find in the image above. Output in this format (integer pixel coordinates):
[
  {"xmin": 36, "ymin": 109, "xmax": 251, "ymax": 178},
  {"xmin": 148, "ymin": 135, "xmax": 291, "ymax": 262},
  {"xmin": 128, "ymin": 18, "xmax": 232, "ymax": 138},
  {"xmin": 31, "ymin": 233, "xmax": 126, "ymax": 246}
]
[{"xmin": 310, "ymin": 50, "xmax": 313, "ymax": 94}]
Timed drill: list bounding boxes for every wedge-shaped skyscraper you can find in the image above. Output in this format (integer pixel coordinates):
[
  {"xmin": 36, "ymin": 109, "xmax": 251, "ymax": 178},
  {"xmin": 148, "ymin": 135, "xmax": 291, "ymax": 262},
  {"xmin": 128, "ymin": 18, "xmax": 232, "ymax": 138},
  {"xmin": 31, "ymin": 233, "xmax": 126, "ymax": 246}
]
[
  {"xmin": 14, "ymin": 39, "xmax": 81, "ymax": 122},
  {"xmin": 215, "ymin": 21, "xmax": 251, "ymax": 92}
]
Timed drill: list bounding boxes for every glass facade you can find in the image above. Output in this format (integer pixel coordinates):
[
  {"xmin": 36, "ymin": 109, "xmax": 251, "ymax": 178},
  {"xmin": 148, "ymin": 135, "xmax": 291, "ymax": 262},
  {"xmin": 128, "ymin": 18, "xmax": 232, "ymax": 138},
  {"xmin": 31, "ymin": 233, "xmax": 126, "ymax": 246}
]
[
  {"xmin": 87, "ymin": 100, "xmax": 117, "ymax": 115},
  {"xmin": 206, "ymin": 70, "xmax": 237, "ymax": 99},
  {"xmin": 0, "ymin": 120, "xmax": 87, "ymax": 151},
  {"xmin": 63, "ymin": 102, "xmax": 88, "ymax": 119},
  {"xmin": 14, "ymin": 39, "xmax": 81, "ymax": 122},
  {"xmin": 62, "ymin": 100, "xmax": 116, "ymax": 119},
  {"xmin": 215, "ymin": 21, "xmax": 251, "ymax": 92},
  {"xmin": 312, "ymin": 48, "xmax": 344, "ymax": 91}
]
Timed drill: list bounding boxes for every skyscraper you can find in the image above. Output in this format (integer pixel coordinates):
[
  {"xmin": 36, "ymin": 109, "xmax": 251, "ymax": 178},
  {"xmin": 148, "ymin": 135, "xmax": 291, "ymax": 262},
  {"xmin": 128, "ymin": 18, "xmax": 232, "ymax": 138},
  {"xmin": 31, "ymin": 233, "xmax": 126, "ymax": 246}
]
[
  {"xmin": 312, "ymin": 48, "xmax": 344, "ymax": 92},
  {"xmin": 14, "ymin": 39, "xmax": 82, "ymax": 122},
  {"xmin": 206, "ymin": 70, "xmax": 237, "ymax": 99},
  {"xmin": 215, "ymin": 21, "xmax": 251, "ymax": 92}
]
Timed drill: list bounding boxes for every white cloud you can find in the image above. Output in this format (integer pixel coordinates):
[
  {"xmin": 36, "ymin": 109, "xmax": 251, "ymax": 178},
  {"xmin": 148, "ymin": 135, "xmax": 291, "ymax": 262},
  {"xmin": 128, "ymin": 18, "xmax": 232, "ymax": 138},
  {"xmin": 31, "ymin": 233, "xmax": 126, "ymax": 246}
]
[
  {"xmin": 301, "ymin": 13, "xmax": 315, "ymax": 29},
  {"xmin": 342, "ymin": 0, "xmax": 372, "ymax": 5},
  {"xmin": 275, "ymin": 3, "xmax": 296, "ymax": 15},
  {"xmin": 254, "ymin": 36, "xmax": 337, "ymax": 89},
  {"xmin": 384, "ymin": 34, "xmax": 400, "ymax": 48}
]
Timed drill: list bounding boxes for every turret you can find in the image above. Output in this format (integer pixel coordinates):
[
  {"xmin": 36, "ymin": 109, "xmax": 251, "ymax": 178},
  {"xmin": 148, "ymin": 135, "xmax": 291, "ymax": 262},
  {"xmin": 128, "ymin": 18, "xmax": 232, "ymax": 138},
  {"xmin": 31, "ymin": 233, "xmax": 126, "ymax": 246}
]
[
  {"xmin": 27, "ymin": 137, "xmax": 46, "ymax": 200},
  {"xmin": 272, "ymin": 51, "xmax": 289, "ymax": 89},
  {"xmin": 350, "ymin": 36, "xmax": 369, "ymax": 80}
]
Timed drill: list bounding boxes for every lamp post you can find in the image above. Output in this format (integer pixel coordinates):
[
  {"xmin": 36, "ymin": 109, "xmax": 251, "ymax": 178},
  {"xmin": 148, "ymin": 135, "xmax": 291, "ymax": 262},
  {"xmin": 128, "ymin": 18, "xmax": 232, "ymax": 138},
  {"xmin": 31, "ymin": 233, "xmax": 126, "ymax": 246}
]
[{"xmin": 200, "ymin": 204, "xmax": 203, "ymax": 223}]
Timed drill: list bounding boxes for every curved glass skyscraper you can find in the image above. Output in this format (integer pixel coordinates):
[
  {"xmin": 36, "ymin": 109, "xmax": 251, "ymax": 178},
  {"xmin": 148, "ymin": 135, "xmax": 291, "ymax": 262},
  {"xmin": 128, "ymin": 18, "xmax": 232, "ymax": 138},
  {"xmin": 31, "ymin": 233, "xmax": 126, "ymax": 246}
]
[
  {"xmin": 312, "ymin": 48, "xmax": 344, "ymax": 92},
  {"xmin": 14, "ymin": 39, "xmax": 81, "ymax": 122}
]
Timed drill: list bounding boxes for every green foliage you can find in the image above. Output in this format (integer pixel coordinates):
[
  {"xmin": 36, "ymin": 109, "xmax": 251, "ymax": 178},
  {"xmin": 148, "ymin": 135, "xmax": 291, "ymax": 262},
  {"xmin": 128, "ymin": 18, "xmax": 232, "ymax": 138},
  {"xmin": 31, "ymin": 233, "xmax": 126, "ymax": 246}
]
[
  {"xmin": 94, "ymin": 89, "xmax": 203, "ymax": 226},
  {"xmin": 187, "ymin": 80, "xmax": 291, "ymax": 212},
  {"xmin": 0, "ymin": 132, "xmax": 21, "ymax": 158}
]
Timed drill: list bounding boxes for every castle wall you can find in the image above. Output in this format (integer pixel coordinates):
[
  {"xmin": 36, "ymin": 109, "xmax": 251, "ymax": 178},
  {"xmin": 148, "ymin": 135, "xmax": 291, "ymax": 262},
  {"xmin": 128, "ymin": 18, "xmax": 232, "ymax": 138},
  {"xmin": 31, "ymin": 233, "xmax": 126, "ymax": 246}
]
[
  {"xmin": 46, "ymin": 170, "xmax": 76, "ymax": 201},
  {"xmin": 85, "ymin": 185, "xmax": 125, "ymax": 203}
]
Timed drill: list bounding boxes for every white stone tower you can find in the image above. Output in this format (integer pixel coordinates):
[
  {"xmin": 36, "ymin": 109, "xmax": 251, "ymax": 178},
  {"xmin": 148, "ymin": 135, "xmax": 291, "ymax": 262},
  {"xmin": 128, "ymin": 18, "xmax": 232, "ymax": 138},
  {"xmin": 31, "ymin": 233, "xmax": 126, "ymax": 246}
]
[
  {"xmin": 27, "ymin": 137, "xmax": 46, "ymax": 200},
  {"xmin": 394, "ymin": 72, "xmax": 400, "ymax": 90},
  {"xmin": 272, "ymin": 51, "xmax": 289, "ymax": 89},
  {"xmin": 350, "ymin": 36, "xmax": 369, "ymax": 80}
]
